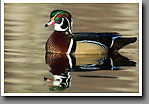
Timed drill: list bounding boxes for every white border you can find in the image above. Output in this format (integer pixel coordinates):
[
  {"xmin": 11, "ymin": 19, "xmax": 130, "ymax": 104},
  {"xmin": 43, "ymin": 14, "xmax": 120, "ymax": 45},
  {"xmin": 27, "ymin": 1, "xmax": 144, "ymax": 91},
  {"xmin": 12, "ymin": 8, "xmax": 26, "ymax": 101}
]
[
  {"xmin": 1, "ymin": 0, "xmax": 142, "ymax": 96},
  {"xmin": 139, "ymin": 0, "xmax": 142, "ymax": 96},
  {"xmin": 3, "ymin": 0, "xmax": 141, "ymax": 3}
]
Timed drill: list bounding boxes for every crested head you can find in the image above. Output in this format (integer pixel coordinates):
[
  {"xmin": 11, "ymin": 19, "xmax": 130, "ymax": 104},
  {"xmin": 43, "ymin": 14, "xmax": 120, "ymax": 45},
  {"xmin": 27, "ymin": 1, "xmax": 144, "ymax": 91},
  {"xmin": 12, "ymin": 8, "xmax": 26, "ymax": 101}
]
[
  {"xmin": 50, "ymin": 10, "xmax": 72, "ymax": 23},
  {"xmin": 45, "ymin": 10, "xmax": 73, "ymax": 34}
]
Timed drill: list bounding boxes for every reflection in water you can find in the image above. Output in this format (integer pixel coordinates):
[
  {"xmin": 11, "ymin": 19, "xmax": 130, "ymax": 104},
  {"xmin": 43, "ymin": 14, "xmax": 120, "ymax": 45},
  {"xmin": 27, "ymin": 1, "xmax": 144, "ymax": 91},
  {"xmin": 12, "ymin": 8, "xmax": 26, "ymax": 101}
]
[
  {"xmin": 45, "ymin": 54, "xmax": 72, "ymax": 91},
  {"xmin": 45, "ymin": 53, "xmax": 136, "ymax": 91},
  {"xmin": 44, "ymin": 72, "xmax": 71, "ymax": 91}
]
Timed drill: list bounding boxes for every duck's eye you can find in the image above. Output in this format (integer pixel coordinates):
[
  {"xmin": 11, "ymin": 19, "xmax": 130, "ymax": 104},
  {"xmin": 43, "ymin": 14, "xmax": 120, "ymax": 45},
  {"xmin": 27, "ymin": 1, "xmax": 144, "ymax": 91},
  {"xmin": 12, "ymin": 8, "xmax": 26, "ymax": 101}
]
[{"xmin": 57, "ymin": 15, "xmax": 62, "ymax": 18}]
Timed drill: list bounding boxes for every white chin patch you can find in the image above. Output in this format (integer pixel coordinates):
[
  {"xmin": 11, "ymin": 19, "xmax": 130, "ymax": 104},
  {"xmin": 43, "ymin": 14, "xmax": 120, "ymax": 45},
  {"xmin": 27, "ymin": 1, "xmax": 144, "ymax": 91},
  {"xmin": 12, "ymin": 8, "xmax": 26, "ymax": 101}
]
[
  {"xmin": 54, "ymin": 18, "xmax": 68, "ymax": 31},
  {"xmin": 54, "ymin": 23, "xmax": 68, "ymax": 31}
]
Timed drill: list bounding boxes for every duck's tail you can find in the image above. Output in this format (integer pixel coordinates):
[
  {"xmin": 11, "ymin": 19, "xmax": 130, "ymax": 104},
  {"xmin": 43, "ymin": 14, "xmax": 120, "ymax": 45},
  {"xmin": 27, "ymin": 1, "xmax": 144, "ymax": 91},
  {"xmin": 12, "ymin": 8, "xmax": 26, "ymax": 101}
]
[{"xmin": 110, "ymin": 37, "xmax": 137, "ymax": 52}]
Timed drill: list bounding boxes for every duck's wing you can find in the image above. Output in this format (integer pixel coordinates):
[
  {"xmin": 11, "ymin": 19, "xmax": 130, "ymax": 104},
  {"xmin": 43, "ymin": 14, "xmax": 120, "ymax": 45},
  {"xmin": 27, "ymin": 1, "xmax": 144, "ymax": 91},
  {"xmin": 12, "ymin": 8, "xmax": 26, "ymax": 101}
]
[
  {"xmin": 72, "ymin": 32, "xmax": 137, "ymax": 52},
  {"xmin": 73, "ymin": 32, "xmax": 122, "ymax": 48}
]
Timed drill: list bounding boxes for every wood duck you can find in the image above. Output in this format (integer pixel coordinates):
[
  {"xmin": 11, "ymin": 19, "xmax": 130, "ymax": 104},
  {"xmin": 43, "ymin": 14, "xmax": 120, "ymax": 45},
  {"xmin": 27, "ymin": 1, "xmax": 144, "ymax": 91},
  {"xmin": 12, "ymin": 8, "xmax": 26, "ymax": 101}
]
[{"xmin": 45, "ymin": 10, "xmax": 137, "ymax": 54}]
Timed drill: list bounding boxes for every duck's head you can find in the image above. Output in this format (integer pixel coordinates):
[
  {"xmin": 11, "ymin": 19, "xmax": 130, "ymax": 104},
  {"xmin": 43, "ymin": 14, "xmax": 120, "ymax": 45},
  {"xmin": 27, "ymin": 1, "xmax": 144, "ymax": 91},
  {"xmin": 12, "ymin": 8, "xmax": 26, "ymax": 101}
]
[{"xmin": 45, "ymin": 10, "xmax": 73, "ymax": 34}]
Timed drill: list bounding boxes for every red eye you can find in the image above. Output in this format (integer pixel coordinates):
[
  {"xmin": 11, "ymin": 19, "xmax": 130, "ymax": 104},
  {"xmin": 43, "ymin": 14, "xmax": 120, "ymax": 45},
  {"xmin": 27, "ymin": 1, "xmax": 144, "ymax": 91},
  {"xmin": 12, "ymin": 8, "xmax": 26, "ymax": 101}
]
[{"xmin": 57, "ymin": 15, "xmax": 62, "ymax": 18}]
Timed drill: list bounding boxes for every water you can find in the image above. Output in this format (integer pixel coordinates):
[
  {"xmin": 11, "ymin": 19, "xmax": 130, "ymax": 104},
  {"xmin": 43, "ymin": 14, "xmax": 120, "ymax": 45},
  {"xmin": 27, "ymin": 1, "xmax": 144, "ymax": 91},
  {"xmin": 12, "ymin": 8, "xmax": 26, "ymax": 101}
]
[{"xmin": 4, "ymin": 3, "xmax": 139, "ymax": 93}]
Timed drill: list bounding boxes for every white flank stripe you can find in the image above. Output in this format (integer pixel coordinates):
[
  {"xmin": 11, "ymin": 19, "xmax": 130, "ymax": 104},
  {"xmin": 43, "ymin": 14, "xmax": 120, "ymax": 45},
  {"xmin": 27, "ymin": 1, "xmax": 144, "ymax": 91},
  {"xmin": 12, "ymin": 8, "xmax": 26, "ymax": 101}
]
[
  {"xmin": 79, "ymin": 40, "xmax": 108, "ymax": 50},
  {"xmin": 67, "ymin": 38, "xmax": 73, "ymax": 54}
]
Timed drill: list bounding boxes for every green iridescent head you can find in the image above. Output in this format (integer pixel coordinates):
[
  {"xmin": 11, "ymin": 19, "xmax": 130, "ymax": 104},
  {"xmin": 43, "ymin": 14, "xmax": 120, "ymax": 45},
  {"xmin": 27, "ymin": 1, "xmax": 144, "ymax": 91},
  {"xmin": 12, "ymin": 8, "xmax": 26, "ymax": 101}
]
[
  {"xmin": 50, "ymin": 10, "xmax": 72, "ymax": 23},
  {"xmin": 45, "ymin": 10, "xmax": 73, "ymax": 33}
]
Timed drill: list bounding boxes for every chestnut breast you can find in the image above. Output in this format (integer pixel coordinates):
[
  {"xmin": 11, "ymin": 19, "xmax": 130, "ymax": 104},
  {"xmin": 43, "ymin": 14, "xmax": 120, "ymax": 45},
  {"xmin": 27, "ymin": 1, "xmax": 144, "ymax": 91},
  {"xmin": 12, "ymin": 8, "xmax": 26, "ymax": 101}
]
[{"xmin": 46, "ymin": 31, "xmax": 71, "ymax": 54}]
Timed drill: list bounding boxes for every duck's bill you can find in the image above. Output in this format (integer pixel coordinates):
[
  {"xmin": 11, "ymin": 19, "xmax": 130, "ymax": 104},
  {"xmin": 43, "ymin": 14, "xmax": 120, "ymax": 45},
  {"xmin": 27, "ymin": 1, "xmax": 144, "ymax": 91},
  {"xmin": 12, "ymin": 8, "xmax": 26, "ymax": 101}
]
[{"xmin": 45, "ymin": 18, "xmax": 55, "ymax": 27}]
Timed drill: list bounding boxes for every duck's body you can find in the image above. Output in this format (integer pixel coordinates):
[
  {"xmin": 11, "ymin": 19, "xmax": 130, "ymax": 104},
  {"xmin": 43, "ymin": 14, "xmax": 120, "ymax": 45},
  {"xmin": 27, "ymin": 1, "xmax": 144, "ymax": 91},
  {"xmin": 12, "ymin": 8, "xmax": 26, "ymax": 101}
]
[
  {"xmin": 45, "ymin": 10, "xmax": 137, "ymax": 54},
  {"xmin": 46, "ymin": 31, "xmax": 108, "ymax": 54}
]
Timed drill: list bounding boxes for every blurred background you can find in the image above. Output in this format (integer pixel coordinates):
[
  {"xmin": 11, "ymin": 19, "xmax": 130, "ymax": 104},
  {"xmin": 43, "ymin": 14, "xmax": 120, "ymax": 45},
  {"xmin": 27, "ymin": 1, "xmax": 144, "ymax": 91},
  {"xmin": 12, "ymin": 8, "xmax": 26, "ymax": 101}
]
[{"xmin": 4, "ymin": 3, "xmax": 139, "ymax": 93}]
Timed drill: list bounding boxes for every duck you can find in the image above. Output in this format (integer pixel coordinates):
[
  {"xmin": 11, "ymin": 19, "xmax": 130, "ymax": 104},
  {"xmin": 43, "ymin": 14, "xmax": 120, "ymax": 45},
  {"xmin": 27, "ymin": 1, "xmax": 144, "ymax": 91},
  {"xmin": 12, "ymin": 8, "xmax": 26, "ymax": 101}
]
[{"xmin": 45, "ymin": 10, "xmax": 137, "ymax": 55}]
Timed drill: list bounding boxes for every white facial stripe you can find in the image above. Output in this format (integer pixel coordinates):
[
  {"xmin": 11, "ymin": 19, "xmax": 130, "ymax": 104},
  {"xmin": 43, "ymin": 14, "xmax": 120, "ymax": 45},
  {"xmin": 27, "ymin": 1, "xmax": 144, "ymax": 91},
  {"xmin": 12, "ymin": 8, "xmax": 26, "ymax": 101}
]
[
  {"xmin": 64, "ymin": 17, "xmax": 72, "ymax": 34},
  {"xmin": 54, "ymin": 16, "xmax": 72, "ymax": 33},
  {"xmin": 67, "ymin": 38, "xmax": 73, "ymax": 54},
  {"xmin": 54, "ymin": 18, "xmax": 68, "ymax": 31},
  {"xmin": 55, "ymin": 12, "xmax": 61, "ymax": 17}
]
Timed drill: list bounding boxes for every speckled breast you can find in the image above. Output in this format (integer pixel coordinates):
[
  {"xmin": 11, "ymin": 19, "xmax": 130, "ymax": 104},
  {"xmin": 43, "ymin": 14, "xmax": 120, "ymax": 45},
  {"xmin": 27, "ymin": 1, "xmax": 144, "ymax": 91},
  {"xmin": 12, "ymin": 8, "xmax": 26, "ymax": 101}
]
[{"xmin": 46, "ymin": 31, "xmax": 71, "ymax": 54}]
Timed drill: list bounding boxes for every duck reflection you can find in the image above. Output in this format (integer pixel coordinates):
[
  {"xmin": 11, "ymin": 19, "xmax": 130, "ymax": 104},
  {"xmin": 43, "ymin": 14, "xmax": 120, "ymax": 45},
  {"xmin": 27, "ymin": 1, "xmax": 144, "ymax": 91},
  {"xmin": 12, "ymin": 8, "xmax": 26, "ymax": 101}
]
[
  {"xmin": 44, "ymin": 53, "xmax": 136, "ymax": 91},
  {"xmin": 44, "ymin": 54, "xmax": 73, "ymax": 91}
]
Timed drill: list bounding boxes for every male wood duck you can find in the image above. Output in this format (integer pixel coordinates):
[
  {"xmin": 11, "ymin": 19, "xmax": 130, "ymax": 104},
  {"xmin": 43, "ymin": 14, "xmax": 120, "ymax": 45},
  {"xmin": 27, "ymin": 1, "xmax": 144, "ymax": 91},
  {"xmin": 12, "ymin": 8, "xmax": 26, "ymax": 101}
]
[{"xmin": 45, "ymin": 10, "xmax": 137, "ymax": 54}]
